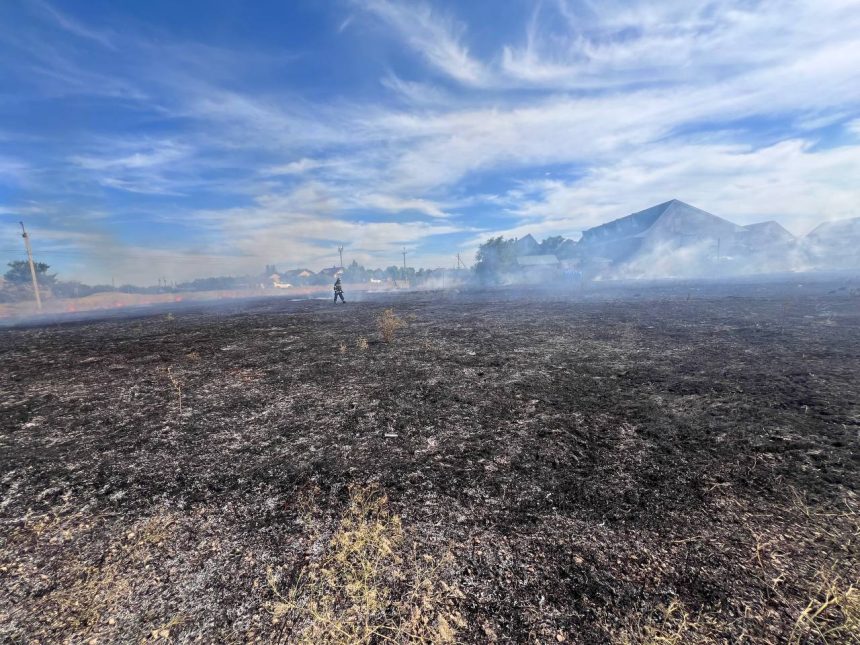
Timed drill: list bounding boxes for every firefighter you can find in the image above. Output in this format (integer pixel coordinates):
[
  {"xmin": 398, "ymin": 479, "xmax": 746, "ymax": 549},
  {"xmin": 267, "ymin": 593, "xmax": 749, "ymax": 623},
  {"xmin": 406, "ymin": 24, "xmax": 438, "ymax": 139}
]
[{"xmin": 333, "ymin": 276, "xmax": 345, "ymax": 303}]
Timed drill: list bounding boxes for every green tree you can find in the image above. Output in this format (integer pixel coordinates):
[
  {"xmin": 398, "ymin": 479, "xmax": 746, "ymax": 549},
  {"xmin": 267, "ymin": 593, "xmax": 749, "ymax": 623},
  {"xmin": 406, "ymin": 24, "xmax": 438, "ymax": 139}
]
[
  {"xmin": 475, "ymin": 236, "xmax": 519, "ymax": 282},
  {"xmin": 343, "ymin": 260, "xmax": 367, "ymax": 283},
  {"xmin": 540, "ymin": 236, "xmax": 566, "ymax": 255},
  {"xmin": 4, "ymin": 260, "xmax": 56, "ymax": 286}
]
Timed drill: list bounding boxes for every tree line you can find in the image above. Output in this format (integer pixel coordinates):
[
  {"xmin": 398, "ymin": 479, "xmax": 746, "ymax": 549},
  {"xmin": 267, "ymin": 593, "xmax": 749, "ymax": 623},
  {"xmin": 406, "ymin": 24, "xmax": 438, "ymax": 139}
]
[{"xmin": 1, "ymin": 233, "xmax": 574, "ymax": 301}]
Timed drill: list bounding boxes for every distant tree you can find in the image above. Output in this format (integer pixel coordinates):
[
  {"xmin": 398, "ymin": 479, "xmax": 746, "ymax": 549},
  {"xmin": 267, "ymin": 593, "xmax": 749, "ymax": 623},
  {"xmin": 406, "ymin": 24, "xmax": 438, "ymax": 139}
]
[
  {"xmin": 540, "ymin": 236, "xmax": 566, "ymax": 255},
  {"xmin": 343, "ymin": 260, "xmax": 368, "ymax": 283},
  {"xmin": 118, "ymin": 284, "xmax": 145, "ymax": 294},
  {"xmin": 52, "ymin": 280, "xmax": 96, "ymax": 298},
  {"xmin": 475, "ymin": 237, "xmax": 519, "ymax": 282},
  {"xmin": 176, "ymin": 276, "xmax": 242, "ymax": 292},
  {"xmin": 4, "ymin": 260, "xmax": 56, "ymax": 286}
]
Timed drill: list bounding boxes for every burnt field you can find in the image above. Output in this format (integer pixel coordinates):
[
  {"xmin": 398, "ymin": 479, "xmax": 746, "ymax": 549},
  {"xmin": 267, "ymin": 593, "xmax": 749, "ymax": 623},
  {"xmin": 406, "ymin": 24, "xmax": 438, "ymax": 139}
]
[{"xmin": 1, "ymin": 281, "xmax": 859, "ymax": 644}]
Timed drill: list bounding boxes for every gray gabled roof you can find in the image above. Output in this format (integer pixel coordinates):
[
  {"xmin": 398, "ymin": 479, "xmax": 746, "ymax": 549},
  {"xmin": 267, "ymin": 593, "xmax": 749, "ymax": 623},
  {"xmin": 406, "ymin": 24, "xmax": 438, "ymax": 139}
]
[
  {"xmin": 581, "ymin": 200, "xmax": 743, "ymax": 243},
  {"xmin": 515, "ymin": 234, "xmax": 541, "ymax": 255},
  {"xmin": 806, "ymin": 216, "xmax": 860, "ymax": 240},
  {"xmin": 743, "ymin": 220, "xmax": 796, "ymax": 244}
]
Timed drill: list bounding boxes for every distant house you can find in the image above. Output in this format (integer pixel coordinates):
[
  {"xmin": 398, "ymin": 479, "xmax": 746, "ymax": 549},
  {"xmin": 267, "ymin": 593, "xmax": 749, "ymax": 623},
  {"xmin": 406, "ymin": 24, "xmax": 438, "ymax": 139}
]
[
  {"xmin": 284, "ymin": 268, "xmax": 314, "ymax": 279},
  {"xmin": 318, "ymin": 266, "xmax": 344, "ymax": 278},
  {"xmin": 554, "ymin": 238, "xmax": 579, "ymax": 259},
  {"xmin": 803, "ymin": 216, "xmax": 860, "ymax": 269},
  {"xmin": 263, "ymin": 273, "xmax": 291, "ymax": 289},
  {"xmin": 578, "ymin": 200, "xmax": 746, "ymax": 264},
  {"xmin": 574, "ymin": 199, "xmax": 771, "ymax": 277},
  {"xmin": 516, "ymin": 254, "xmax": 560, "ymax": 267},
  {"xmin": 742, "ymin": 221, "xmax": 796, "ymax": 247},
  {"xmin": 279, "ymin": 268, "xmax": 315, "ymax": 285},
  {"xmin": 515, "ymin": 234, "xmax": 541, "ymax": 256},
  {"xmin": 515, "ymin": 254, "xmax": 561, "ymax": 283}
]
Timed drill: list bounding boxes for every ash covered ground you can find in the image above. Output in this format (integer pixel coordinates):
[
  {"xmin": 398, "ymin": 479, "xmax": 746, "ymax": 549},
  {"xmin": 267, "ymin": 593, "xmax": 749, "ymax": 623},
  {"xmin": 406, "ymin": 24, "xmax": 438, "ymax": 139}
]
[{"xmin": 1, "ymin": 279, "xmax": 859, "ymax": 644}]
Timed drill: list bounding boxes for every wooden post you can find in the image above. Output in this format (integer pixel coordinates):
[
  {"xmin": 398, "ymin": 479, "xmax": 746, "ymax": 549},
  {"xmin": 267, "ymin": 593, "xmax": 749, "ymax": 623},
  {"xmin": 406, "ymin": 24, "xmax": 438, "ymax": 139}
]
[{"xmin": 19, "ymin": 222, "xmax": 42, "ymax": 310}]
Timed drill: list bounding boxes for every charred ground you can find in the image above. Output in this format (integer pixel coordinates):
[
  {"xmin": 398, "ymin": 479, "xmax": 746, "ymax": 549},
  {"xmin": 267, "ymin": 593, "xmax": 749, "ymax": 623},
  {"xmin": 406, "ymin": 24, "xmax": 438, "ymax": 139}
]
[{"xmin": 1, "ymin": 280, "xmax": 859, "ymax": 643}]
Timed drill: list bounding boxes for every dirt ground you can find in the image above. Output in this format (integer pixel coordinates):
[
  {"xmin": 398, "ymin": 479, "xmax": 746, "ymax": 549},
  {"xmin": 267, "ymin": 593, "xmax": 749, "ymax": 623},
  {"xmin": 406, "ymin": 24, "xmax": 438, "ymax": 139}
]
[
  {"xmin": 1, "ymin": 279, "xmax": 859, "ymax": 644},
  {"xmin": 0, "ymin": 282, "xmax": 385, "ymax": 320}
]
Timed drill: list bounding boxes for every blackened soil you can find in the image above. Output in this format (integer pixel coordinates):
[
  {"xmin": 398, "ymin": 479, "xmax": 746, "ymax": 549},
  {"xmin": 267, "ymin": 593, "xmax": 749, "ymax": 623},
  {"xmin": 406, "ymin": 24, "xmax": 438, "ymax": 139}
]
[{"xmin": 1, "ymin": 282, "xmax": 859, "ymax": 643}]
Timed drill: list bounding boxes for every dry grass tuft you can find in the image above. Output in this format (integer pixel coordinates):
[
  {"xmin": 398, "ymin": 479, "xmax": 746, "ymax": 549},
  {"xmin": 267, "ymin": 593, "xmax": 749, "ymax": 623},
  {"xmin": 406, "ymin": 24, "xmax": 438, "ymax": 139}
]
[
  {"xmin": 377, "ymin": 308, "xmax": 405, "ymax": 344},
  {"xmin": 166, "ymin": 366, "xmax": 183, "ymax": 419},
  {"xmin": 356, "ymin": 336, "xmax": 369, "ymax": 351},
  {"xmin": 789, "ymin": 576, "xmax": 860, "ymax": 645},
  {"xmin": 613, "ymin": 600, "xmax": 720, "ymax": 645},
  {"xmin": 268, "ymin": 484, "xmax": 464, "ymax": 644},
  {"xmin": 338, "ymin": 342, "xmax": 347, "ymax": 354}
]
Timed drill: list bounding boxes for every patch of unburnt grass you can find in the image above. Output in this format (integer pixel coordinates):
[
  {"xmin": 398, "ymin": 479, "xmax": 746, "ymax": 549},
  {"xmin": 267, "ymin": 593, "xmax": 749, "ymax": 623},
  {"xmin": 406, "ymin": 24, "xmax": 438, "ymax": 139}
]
[
  {"xmin": 790, "ymin": 575, "xmax": 860, "ymax": 645},
  {"xmin": 606, "ymin": 488, "xmax": 860, "ymax": 644},
  {"xmin": 267, "ymin": 484, "xmax": 465, "ymax": 644},
  {"xmin": 612, "ymin": 599, "xmax": 722, "ymax": 645},
  {"xmin": 1, "ymin": 509, "xmax": 181, "ymax": 642}
]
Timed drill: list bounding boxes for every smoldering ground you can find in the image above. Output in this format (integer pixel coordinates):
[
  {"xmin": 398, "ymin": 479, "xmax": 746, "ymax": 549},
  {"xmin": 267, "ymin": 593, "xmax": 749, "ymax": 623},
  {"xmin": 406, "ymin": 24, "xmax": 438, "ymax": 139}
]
[{"xmin": 1, "ymin": 279, "xmax": 858, "ymax": 643}]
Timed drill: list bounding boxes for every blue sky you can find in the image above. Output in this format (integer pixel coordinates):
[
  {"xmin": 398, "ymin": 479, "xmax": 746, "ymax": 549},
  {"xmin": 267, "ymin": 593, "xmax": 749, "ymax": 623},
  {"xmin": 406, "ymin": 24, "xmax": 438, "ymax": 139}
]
[{"xmin": 1, "ymin": 0, "xmax": 859, "ymax": 284}]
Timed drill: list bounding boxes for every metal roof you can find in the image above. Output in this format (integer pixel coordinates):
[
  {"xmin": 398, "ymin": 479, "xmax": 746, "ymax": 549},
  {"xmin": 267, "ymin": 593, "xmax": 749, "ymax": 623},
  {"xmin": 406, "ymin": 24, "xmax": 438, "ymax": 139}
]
[{"xmin": 517, "ymin": 254, "xmax": 560, "ymax": 266}]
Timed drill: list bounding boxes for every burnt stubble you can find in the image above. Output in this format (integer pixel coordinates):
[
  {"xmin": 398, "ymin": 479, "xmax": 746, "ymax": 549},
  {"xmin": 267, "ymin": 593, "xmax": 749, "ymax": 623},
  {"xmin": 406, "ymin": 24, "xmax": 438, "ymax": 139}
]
[{"xmin": 1, "ymin": 281, "xmax": 858, "ymax": 643}]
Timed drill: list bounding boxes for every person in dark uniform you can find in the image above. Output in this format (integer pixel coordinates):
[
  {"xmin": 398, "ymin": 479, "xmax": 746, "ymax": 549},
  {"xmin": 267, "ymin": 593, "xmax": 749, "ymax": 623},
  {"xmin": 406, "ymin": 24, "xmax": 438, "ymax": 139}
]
[{"xmin": 333, "ymin": 276, "xmax": 345, "ymax": 303}]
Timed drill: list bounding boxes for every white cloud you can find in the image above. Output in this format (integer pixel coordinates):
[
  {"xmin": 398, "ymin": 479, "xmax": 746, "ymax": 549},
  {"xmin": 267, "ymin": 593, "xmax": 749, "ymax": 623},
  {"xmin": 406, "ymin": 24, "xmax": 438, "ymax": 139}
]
[
  {"xmin": 357, "ymin": 0, "xmax": 489, "ymax": 85},
  {"xmin": 0, "ymin": 156, "xmax": 29, "ymax": 185},
  {"xmin": 32, "ymin": 0, "xmax": 116, "ymax": 49},
  {"xmin": 264, "ymin": 158, "xmax": 324, "ymax": 176},
  {"xmin": 502, "ymin": 0, "xmax": 860, "ymax": 90},
  {"xmin": 70, "ymin": 141, "xmax": 190, "ymax": 171},
  {"xmin": 380, "ymin": 73, "xmax": 452, "ymax": 106},
  {"xmin": 358, "ymin": 194, "xmax": 448, "ymax": 218}
]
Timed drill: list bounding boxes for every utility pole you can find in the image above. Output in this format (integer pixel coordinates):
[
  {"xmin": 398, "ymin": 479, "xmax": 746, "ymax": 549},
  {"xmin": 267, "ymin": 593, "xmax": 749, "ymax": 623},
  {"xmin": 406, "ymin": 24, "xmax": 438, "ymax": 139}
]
[
  {"xmin": 19, "ymin": 222, "xmax": 42, "ymax": 310},
  {"xmin": 402, "ymin": 247, "xmax": 407, "ymax": 271},
  {"xmin": 338, "ymin": 245, "xmax": 344, "ymax": 269},
  {"xmin": 456, "ymin": 253, "xmax": 464, "ymax": 270}
]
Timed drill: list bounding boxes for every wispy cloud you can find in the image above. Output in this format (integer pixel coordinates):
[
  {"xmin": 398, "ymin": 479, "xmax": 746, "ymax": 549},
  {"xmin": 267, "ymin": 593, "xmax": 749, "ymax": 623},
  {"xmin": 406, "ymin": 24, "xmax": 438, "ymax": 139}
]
[
  {"xmin": 358, "ymin": 194, "xmax": 448, "ymax": 218},
  {"xmin": 263, "ymin": 158, "xmax": 326, "ymax": 176},
  {"xmin": 0, "ymin": 156, "xmax": 29, "ymax": 185},
  {"xmin": 30, "ymin": 0, "xmax": 117, "ymax": 49},
  {"xmin": 70, "ymin": 140, "xmax": 190, "ymax": 171},
  {"xmin": 357, "ymin": 0, "xmax": 489, "ymax": 85}
]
